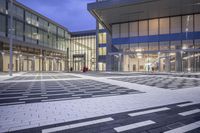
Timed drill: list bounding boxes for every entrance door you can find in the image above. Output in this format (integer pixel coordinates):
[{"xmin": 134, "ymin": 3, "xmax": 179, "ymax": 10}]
[
  {"xmin": 73, "ymin": 54, "xmax": 85, "ymax": 72},
  {"xmin": 74, "ymin": 58, "xmax": 83, "ymax": 71}
]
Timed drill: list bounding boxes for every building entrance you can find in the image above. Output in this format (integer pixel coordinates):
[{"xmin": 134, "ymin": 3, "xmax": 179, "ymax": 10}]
[{"xmin": 73, "ymin": 54, "xmax": 86, "ymax": 72}]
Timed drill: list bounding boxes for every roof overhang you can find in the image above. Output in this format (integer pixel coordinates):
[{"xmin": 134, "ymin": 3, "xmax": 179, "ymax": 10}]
[{"xmin": 88, "ymin": 0, "xmax": 200, "ymax": 32}]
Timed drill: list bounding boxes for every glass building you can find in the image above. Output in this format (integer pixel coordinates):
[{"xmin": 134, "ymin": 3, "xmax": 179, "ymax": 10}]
[
  {"xmin": 0, "ymin": 0, "xmax": 98, "ymax": 72},
  {"xmin": 1, "ymin": 0, "xmax": 200, "ymax": 73},
  {"xmin": 88, "ymin": 0, "xmax": 200, "ymax": 72},
  {"xmin": 97, "ymin": 23, "xmax": 107, "ymax": 71},
  {"xmin": 70, "ymin": 30, "xmax": 96, "ymax": 71}
]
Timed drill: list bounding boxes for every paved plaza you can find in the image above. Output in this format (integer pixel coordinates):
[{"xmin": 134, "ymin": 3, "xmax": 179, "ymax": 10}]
[{"xmin": 0, "ymin": 72, "xmax": 200, "ymax": 133}]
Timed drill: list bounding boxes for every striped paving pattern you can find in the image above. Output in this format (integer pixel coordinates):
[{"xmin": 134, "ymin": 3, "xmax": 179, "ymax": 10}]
[
  {"xmin": 11, "ymin": 102, "xmax": 200, "ymax": 133},
  {"xmin": 6, "ymin": 73, "xmax": 80, "ymax": 81},
  {"xmin": 111, "ymin": 76, "xmax": 200, "ymax": 89},
  {"xmin": 0, "ymin": 79, "xmax": 140, "ymax": 106}
]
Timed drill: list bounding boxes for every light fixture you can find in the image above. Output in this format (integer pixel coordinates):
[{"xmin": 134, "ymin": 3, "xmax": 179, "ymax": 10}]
[
  {"xmin": 182, "ymin": 45, "xmax": 188, "ymax": 50},
  {"xmin": 135, "ymin": 48, "xmax": 142, "ymax": 52},
  {"xmin": 137, "ymin": 53, "xmax": 143, "ymax": 58}
]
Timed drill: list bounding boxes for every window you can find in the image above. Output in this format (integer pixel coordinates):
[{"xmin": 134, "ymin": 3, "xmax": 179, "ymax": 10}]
[
  {"xmin": 38, "ymin": 29, "xmax": 44, "ymax": 45},
  {"xmin": 0, "ymin": 14, "xmax": 6, "ymax": 36},
  {"xmin": 139, "ymin": 20, "xmax": 148, "ymax": 36},
  {"xmin": 52, "ymin": 34, "xmax": 57, "ymax": 48},
  {"xmin": 171, "ymin": 41, "xmax": 181, "ymax": 50},
  {"xmin": 160, "ymin": 41, "xmax": 170, "ymax": 51},
  {"xmin": 98, "ymin": 33, "xmax": 107, "ymax": 44},
  {"xmin": 25, "ymin": 24, "xmax": 32, "ymax": 42},
  {"xmin": 160, "ymin": 18, "xmax": 169, "ymax": 34},
  {"xmin": 129, "ymin": 22, "xmax": 138, "ymax": 37},
  {"xmin": 25, "ymin": 11, "xmax": 32, "ymax": 24},
  {"xmin": 43, "ymin": 31, "xmax": 48, "ymax": 45},
  {"xmin": 48, "ymin": 33, "xmax": 53, "ymax": 46},
  {"xmin": 171, "ymin": 17, "xmax": 181, "ymax": 33},
  {"xmin": 130, "ymin": 43, "xmax": 139, "ymax": 52},
  {"xmin": 65, "ymin": 31, "xmax": 70, "ymax": 39},
  {"xmin": 15, "ymin": 6, "xmax": 24, "ymax": 19},
  {"xmin": 39, "ymin": 18, "xmax": 48, "ymax": 30},
  {"xmin": 149, "ymin": 19, "xmax": 158, "ymax": 35},
  {"xmin": 25, "ymin": 11, "xmax": 38, "ymax": 26},
  {"xmin": 195, "ymin": 40, "xmax": 200, "ymax": 49},
  {"xmin": 149, "ymin": 42, "xmax": 158, "ymax": 51},
  {"xmin": 120, "ymin": 23, "xmax": 129, "ymax": 38},
  {"xmin": 195, "ymin": 14, "xmax": 200, "ymax": 31},
  {"xmin": 0, "ymin": 0, "xmax": 6, "ymax": 13},
  {"xmin": 58, "ymin": 28, "xmax": 64, "ymax": 37},
  {"xmin": 32, "ymin": 14, "xmax": 38, "ymax": 27},
  {"xmin": 112, "ymin": 24, "xmax": 120, "ymax": 38},
  {"xmin": 32, "ymin": 27, "xmax": 37, "ymax": 44},
  {"xmin": 182, "ymin": 15, "xmax": 193, "ymax": 32},
  {"xmin": 139, "ymin": 43, "xmax": 148, "ymax": 51},
  {"xmin": 182, "ymin": 40, "xmax": 194, "ymax": 49},
  {"xmin": 16, "ymin": 21, "xmax": 23, "ymax": 40},
  {"xmin": 49, "ymin": 23, "xmax": 57, "ymax": 34},
  {"xmin": 99, "ymin": 23, "xmax": 104, "ymax": 30},
  {"xmin": 99, "ymin": 47, "xmax": 107, "ymax": 55}
]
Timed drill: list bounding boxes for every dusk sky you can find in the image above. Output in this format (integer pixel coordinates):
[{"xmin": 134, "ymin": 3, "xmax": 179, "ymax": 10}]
[{"xmin": 17, "ymin": 0, "xmax": 96, "ymax": 32}]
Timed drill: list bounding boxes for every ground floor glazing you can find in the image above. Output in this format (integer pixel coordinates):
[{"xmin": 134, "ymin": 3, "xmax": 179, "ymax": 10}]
[{"xmin": 110, "ymin": 51, "xmax": 200, "ymax": 72}]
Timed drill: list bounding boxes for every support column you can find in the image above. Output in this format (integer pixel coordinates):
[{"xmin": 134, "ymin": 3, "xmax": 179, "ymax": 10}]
[
  {"xmin": 64, "ymin": 48, "xmax": 69, "ymax": 72},
  {"xmin": 175, "ymin": 52, "xmax": 182, "ymax": 72},
  {"xmin": 188, "ymin": 52, "xmax": 191, "ymax": 72},
  {"xmin": 0, "ymin": 43, "xmax": 3, "ymax": 72},
  {"xmin": 165, "ymin": 55, "xmax": 171, "ymax": 72},
  {"xmin": 42, "ymin": 51, "xmax": 46, "ymax": 72},
  {"xmin": 106, "ymin": 32, "xmax": 113, "ymax": 71},
  {"xmin": 39, "ymin": 49, "xmax": 42, "ymax": 72},
  {"xmin": 118, "ymin": 54, "xmax": 121, "ymax": 72},
  {"xmin": 27, "ymin": 56, "xmax": 29, "ymax": 72},
  {"xmin": 96, "ymin": 21, "xmax": 99, "ymax": 71}
]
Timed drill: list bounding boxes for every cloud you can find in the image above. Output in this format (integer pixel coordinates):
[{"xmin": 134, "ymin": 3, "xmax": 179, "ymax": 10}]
[{"xmin": 16, "ymin": 0, "xmax": 96, "ymax": 31}]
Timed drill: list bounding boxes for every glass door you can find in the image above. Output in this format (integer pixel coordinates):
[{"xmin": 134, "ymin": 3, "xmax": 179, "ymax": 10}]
[{"xmin": 73, "ymin": 54, "xmax": 85, "ymax": 72}]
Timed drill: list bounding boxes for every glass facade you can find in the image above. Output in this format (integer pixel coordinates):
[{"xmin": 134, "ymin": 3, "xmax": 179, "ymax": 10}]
[
  {"xmin": 0, "ymin": 0, "xmax": 6, "ymax": 14},
  {"xmin": 0, "ymin": 0, "xmax": 96, "ymax": 72},
  {"xmin": 97, "ymin": 23, "xmax": 107, "ymax": 71},
  {"xmin": 0, "ymin": 14, "xmax": 6, "ymax": 36},
  {"xmin": 1, "ymin": 1, "xmax": 71, "ymax": 52},
  {"xmin": 112, "ymin": 14, "xmax": 200, "ymax": 72},
  {"xmin": 70, "ymin": 35, "xmax": 96, "ymax": 71}
]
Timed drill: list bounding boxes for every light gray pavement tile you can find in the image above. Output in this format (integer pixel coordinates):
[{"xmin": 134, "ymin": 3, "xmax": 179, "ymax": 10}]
[{"xmin": 0, "ymin": 73, "xmax": 200, "ymax": 132}]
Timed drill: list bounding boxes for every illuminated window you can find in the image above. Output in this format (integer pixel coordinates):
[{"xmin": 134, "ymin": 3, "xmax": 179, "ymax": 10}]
[
  {"xmin": 160, "ymin": 18, "xmax": 169, "ymax": 34},
  {"xmin": 149, "ymin": 19, "xmax": 158, "ymax": 35},
  {"xmin": 171, "ymin": 17, "xmax": 181, "ymax": 33},
  {"xmin": 120, "ymin": 23, "xmax": 129, "ymax": 37},
  {"xmin": 99, "ymin": 47, "xmax": 107, "ymax": 55},
  {"xmin": 98, "ymin": 33, "xmax": 107, "ymax": 44},
  {"xmin": 139, "ymin": 21, "xmax": 148, "ymax": 36},
  {"xmin": 112, "ymin": 24, "xmax": 120, "ymax": 38},
  {"xmin": 129, "ymin": 22, "xmax": 138, "ymax": 37},
  {"xmin": 182, "ymin": 15, "xmax": 193, "ymax": 32},
  {"xmin": 195, "ymin": 14, "xmax": 200, "ymax": 31}
]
